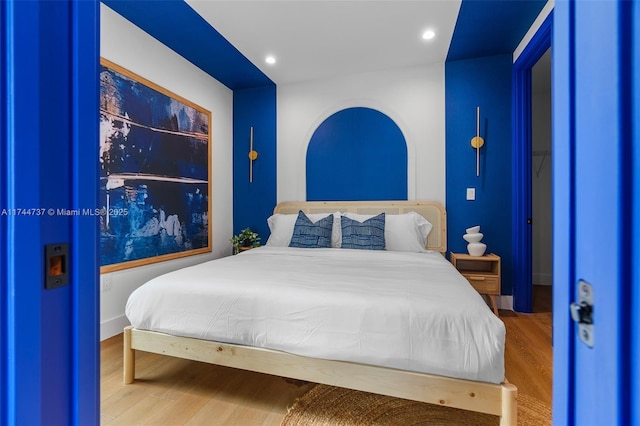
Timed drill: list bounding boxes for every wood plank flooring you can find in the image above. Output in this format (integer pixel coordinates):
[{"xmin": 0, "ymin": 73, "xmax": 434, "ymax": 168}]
[{"xmin": 101, "ymin": 287, "xmax": 553, "ymax": 425}]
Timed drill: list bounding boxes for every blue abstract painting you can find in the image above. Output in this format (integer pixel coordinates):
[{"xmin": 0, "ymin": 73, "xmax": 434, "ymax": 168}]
[{"xmin": 99, "ymin": 59, "xmax": 211, "ymax": 271}]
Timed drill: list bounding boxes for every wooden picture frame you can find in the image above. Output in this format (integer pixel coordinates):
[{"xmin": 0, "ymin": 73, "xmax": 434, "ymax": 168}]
[{"xmin": 99, "ymin": 58, "xmax": 212, "ymax": 273}]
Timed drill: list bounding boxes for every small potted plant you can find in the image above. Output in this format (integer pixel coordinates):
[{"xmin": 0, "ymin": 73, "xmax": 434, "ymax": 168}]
[{"xmin": 230, "ymin": 228, "xmax": 261, "ymax": 254}]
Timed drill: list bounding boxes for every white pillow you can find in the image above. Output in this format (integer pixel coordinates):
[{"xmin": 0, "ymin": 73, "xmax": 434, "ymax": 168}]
[
  {"xmin": 343, "ymin": 211, "xmax": 432, "ymax": 252},
  {"xmin": 266, "ymin": 211, "xmax": 342, "ymax": 248}
]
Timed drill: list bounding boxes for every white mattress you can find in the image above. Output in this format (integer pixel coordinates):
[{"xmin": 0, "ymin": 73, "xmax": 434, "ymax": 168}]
[{"xmin": 126, "ymin": 247, "xmax": 506, "ymax": 384}]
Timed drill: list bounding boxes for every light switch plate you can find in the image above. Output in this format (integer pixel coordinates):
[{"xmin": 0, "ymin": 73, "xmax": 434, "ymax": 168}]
[
  {"xmin": 101, "ymin": 275, "xmax": 112, "ymax": 292},
  {"xmin": 466, "ymin": 188, "xmax": 476, "ymax": 201}
]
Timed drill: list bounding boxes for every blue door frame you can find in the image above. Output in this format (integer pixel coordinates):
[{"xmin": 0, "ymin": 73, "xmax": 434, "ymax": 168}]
[
  {"xmin": 1, "ymin": 1, "xmax": 100, "ymax": 424},
  {"xmin": 512, "ymin": 13, "xmax": 553, "ymax": 313},
  {"xmin": 633, "ymin": 3, "xmax": 640, "ymax": 422},
  {"xmin": 633, "ymin": 1, "xmax": 640, "ymax": 421}
]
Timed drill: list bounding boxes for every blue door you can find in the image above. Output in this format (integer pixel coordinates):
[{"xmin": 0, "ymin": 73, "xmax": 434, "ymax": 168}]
[
  {"xmin": 1, "ymin": 1, "xmax": 100, "ymax": 424},
  {"xmin": 553, "ymin": 0, "xmax": 637, "ymax": 424}
]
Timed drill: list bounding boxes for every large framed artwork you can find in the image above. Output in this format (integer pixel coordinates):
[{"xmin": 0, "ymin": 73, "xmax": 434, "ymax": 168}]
[{"xmin": 99, "ymin": 58, "xmax": 211, "ymax": 273}]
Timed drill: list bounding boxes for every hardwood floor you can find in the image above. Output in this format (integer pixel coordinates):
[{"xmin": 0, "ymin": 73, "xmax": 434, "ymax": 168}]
[
  {"xmin": 101, "ymin": 335, "xmax": 312, "ymax": 425},
  {"xmin": 533, "ymin": 284, "xmax": 553, "ymax": 313},
  {"xmin": 500, "ymin": 284, "xmax": 553, "ymax": 405},
  {"xmin": 101, "ymin": 298, "xmax": 552, "ymax": 425}
]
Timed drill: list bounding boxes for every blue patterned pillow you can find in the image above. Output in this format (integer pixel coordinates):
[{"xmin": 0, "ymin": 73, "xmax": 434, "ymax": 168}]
[
  {"xmin": 289, "ymin": 211, "xmax": 333, "ymax": 248},
  {"xmin": 341, "ymin": 213, "xmax": 385, "ymax": 250}
]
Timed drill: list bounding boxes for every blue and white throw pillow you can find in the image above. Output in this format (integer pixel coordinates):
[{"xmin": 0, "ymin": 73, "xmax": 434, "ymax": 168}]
[
  {"xmin": 289, "ymin": 211, "xmax": 333, "ymax": 248},
  {"xmin": 341, "ymin": 213, "xmax": 385, "ymax": 250}
]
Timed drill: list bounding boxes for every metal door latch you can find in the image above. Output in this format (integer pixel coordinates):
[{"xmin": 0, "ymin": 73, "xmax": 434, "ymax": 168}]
[
  {"xmin": 570, "ymin": 280, "xmax": 594, "ymax": 347},
  {"xmin": 570, "ymin": 301, "xmax": 592, "ymax": 324}
]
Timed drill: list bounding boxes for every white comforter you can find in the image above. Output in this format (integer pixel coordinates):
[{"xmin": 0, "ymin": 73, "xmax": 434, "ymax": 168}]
[{"xmin": 126, "ymin": 247, "xmax": 506, "ymax": 383}]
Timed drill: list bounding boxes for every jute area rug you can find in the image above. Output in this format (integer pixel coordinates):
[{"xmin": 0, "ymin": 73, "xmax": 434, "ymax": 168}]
[{"xmin": 281, "ymin": 384, "xmax": 551, "ymax": 426}]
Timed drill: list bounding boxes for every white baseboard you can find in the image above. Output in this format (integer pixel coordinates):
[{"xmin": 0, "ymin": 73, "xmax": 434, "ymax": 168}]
[
  {"xmin": 101, "ymin": 314, "xmax": 130, "ymax": 341},
  {"xmin": 497, "ymin": 295, "xmax": 513, "ymax": 311}
]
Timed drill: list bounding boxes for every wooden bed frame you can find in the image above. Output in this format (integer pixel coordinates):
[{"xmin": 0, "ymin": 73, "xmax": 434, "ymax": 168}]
[{"xmin": 123, "ymin": 200, "xmax": 517, "ymax": 425}]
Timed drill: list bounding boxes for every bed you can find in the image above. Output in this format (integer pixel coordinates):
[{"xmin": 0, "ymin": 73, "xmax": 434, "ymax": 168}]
[{"xmin": 123, "ymin": 200, "xmax": 517, "ymax": 425}]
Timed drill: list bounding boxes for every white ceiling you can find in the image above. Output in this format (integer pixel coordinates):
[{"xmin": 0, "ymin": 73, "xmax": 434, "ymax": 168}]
[{"xmin": 186, "ymin": 0, "xmax": 462, "ymax": 86}]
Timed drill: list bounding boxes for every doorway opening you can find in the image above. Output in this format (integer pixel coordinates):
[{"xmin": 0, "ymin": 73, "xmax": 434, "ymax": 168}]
[
  {"xmin": 512, "ymin": 12, "xmax": 552, "ymax": 313},
  {"xmin": 531, "ymin": 49, "xmax": 553, "ymax": 313}
]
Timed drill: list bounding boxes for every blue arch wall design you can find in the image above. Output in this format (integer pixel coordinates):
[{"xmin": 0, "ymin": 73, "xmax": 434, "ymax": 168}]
[{"xmin": 306, "ymin": 107, "xmax": 407, "ymax": 201}]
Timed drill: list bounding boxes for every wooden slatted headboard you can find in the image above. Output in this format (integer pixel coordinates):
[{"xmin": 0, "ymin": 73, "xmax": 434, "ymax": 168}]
[{"xmin": 273, "ymin": 200, "xmax": 447, "ymax": 253}]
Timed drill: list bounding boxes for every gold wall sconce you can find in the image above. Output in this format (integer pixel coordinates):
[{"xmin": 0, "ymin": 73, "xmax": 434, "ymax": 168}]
[
  {"xmin": 471, "ymin": 106, "xmax": 484, "ymax": 176},
  {"xmin": 248, "ymin": 127, "xmax": 258, "ymax": 182}
]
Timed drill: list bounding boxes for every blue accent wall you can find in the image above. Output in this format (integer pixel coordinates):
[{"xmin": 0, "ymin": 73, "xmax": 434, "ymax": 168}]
[
  {"xmin": 102, "ymin": 0, "xmax": 273, "ymax": 90},
  {"xmin": 448, "ymin": 0, "xmax": 546, "ymax": 61},
  {"xmin": 1, "ymin": 0, "xmax": 99, "ymax": 423},
  {"xmin": 306, "ymin": 107, "xmax": 407, "ymax": 201},
  {"xmin": 446, "ymin": 54, "xmax": 513, "ymax": 294},
  {"xmin": 233, "ymin": 85, "xmax": 277, "ymax": 240}
]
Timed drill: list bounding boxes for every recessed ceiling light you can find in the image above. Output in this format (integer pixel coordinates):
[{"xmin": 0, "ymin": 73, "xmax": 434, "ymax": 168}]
[
  {"xmin": 422, "ymin": 30, "xmax": 436, "ymax": 41},
  {"xmin": 265, "ymin": 56, "xmax": 276, "ymax": 65}
]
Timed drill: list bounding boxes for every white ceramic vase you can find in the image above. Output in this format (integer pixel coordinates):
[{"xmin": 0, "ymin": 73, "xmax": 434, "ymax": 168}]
[
  {"xmin": 465, "ymin": 225, "xmax": 480, "ymax": 234},
  {"xmin": 463, "ymin": 232, "xmax": 483, "ymax": 243},
  {"xmin": 467, "ymin": 242, "xmax": 487, "ymax": 256},
  {"xmin": 463, "ymin": 226, "xmax": 486, "ymax": 256}
]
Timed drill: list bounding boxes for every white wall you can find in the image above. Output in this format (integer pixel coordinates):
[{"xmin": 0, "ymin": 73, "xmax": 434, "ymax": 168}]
[
  {"xmin": 100, "ymin": 4, "xmax": 234, "ymax": 340},
  {"xmin": 277, "ymin": 64, "xmax": 446, "ymax": 204}
]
